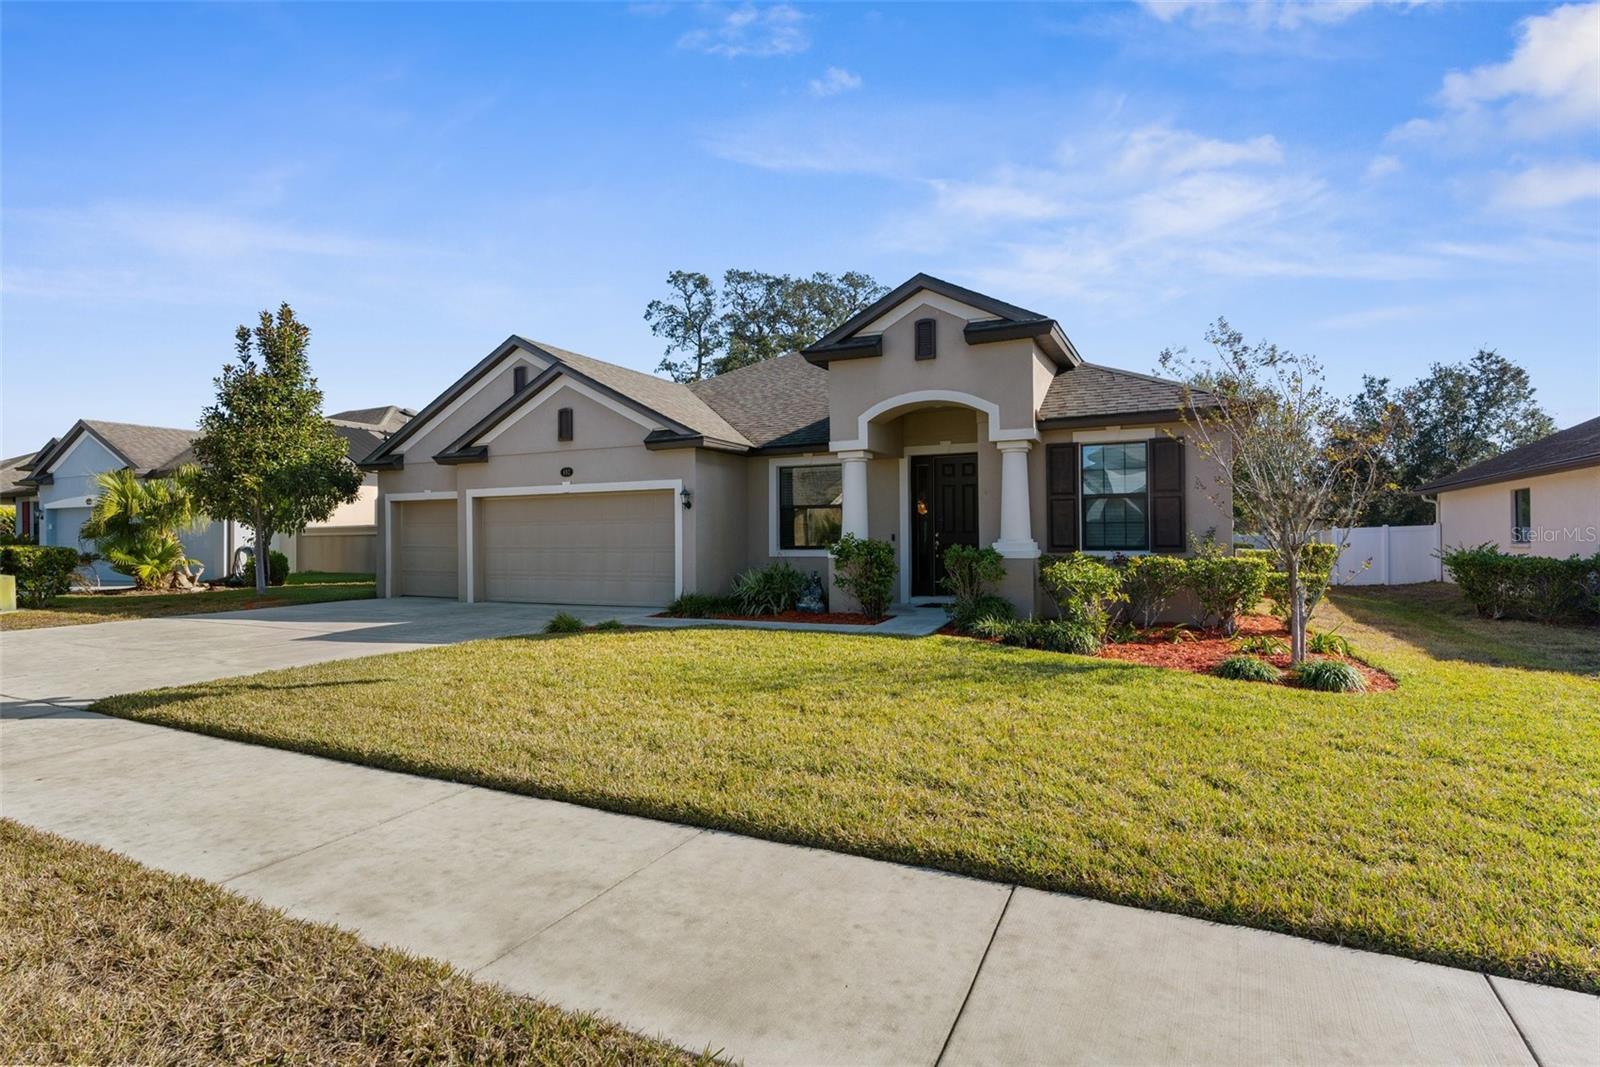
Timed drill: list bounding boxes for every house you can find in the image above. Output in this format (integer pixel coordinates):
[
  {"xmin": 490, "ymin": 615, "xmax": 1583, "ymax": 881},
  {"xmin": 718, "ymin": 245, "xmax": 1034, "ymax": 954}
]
[
  {"xmin": 2, "ymin": 450, "xmax": 41, "ymax": 542},
  {"xmin": 360, "ymin": 274, "xmax": 1231, "ymax": 615},
  {"xmin": 18, "ymin": 407, "xmax": 411, "ymax": 585},
  {"xmin": 1418, "ymin": 415, "xmax": 1600, "ymax": 559}
]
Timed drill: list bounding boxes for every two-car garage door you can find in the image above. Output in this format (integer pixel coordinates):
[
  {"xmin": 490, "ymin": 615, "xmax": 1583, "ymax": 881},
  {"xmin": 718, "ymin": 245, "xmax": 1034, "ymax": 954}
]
[{"xmin": 479, "ymin": 490, "xmax": 675, "ymax": 607}]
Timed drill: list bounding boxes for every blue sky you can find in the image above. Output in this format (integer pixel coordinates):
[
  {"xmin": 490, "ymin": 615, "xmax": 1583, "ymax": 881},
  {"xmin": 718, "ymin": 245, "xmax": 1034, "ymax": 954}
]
[{"xmin": 3, "ymin": 0, "xmax": 1597, "ymax": 456}]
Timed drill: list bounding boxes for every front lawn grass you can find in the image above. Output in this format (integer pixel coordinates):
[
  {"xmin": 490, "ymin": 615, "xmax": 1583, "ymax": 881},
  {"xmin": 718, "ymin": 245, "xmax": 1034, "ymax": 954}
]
[
  {"xmin": 0, "ymin": 571, "xmax": 374, "ymax": 631},
  {"xmin": 0, "ymin": 820, "xmax": 708, "ymax": 1065},
  {"xmin": 95, "ymin": 587, "xmax": 1600, "ymax": 992}
]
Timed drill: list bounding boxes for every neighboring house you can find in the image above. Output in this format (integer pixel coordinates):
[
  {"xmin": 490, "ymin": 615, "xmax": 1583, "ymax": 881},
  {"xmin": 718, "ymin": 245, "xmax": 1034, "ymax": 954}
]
[
  {"xmin": 276, "ymin": 408, "xmax": 414, "ymax": 573},
  {"xmin": 361, "ymin": 274, "xmax": 1231, "ymax": 616},
  {"xmin": 1418, "ymin": 415, "xmax": 1600, "ymax": 560},
  {"xmin": 18, "ymin": 407, "xmax": 410, "ymax": 586},
  {"xmin": 2, "ymin": 450, "xmax": 41, "ymax": 542}
]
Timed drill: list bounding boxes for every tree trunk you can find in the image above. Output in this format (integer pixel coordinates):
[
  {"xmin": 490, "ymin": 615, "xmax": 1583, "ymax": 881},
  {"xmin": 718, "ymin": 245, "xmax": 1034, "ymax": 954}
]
[
  {"xmin": 1287, "ymin": 550, "xmax": 1306, "ymax": 665},
  {"xmin": 253, "ymin": 506, "xmax": 270, "ymax": 595}
]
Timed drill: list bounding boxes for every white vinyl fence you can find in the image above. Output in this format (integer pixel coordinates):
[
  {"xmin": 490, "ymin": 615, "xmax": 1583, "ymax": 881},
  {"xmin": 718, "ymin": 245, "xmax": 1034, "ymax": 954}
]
[{"xmin": 1239, "ymin": 524, "xmax": 1443, "ymax": 585}]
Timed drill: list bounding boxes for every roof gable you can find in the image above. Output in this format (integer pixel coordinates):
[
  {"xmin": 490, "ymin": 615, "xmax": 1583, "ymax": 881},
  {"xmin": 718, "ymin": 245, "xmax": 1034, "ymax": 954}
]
[
  {"xmin": 27, "ymin": 419, "xmax": 197, "ymax": 481},
  {"xmin": 800, "ymin": 272, "xmax": 1080, "ymax": 368}
]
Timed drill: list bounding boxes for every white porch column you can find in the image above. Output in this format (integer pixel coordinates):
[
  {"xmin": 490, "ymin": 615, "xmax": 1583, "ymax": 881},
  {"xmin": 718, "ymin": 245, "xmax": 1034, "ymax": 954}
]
[
  {"xmin": 993, "ymin": 440, "xmax": 1040, "ymax": 558},
  {"xmin": 839, "ymin": 450, "xmax": 872, "ymax": 539}
]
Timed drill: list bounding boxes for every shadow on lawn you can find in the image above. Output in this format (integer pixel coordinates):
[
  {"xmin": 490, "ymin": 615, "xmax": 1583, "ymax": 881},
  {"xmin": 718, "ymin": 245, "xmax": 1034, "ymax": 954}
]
[{"xmin": 1326, "ymin": 583, "xmax": 1600, "ymax": 679}]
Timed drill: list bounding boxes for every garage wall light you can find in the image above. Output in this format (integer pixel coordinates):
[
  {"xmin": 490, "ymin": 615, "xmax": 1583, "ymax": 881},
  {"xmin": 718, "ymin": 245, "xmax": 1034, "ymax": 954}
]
[{"xmin": 680, "ymin": 487, "xmax": 693, "ymax": 510}]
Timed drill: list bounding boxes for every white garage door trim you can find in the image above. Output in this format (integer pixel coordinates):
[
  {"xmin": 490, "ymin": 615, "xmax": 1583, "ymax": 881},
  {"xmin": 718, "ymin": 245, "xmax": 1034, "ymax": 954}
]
[
  {"xmin": 384, "ymin": 491, "xmax": 459, "ymax": 599},
  {"xmin": 464, "ymin": 479, "xmax": 684, "ymax": 605}
]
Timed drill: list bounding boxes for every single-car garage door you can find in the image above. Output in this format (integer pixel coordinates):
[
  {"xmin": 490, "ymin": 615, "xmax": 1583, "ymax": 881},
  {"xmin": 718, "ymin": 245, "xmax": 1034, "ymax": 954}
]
[
  {"xmin": 393, "ymin": 499, "xmax": 458, "ymax": 597},
  {"xmin": 479, "ymin": 490, "xmax": 674, "ymax": 606}
]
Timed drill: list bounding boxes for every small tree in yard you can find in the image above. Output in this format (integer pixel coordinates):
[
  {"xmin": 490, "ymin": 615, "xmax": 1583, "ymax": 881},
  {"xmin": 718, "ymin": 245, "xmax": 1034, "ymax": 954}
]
[
  {"xmin": 1160, "ymin": 320, "xmax": 1392, "ymax": 664},
  {"xmin": 191, "ymin": 304, "xmax": 363, "ymax": 594}
]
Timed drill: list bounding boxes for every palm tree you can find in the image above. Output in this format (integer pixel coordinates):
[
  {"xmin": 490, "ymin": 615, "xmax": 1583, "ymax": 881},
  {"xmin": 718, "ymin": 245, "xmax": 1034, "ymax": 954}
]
[{"xmin": 80, "ymin": 467, "xmax": 205, "ymax": 590}]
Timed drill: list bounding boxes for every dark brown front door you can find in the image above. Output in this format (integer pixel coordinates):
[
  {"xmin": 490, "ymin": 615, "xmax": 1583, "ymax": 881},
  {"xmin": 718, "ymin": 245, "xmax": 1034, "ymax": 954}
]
[{"xmin": 911, "ymin": 452, "xmax": 979, "ymax": 597}]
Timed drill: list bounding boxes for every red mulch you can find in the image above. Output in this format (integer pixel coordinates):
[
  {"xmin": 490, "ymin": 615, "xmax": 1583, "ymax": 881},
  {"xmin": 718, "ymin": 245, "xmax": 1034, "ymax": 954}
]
[
  {"xmin": 1097, "ymin": 614, "xmax": 1396, "ymax": 691},
  {"xmin": 654, "ymin": 610, "xmax": 891, "ymax": 626}
]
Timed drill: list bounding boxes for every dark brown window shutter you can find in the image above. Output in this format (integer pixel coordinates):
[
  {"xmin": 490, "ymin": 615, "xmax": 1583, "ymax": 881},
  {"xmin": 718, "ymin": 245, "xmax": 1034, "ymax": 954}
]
[
  {"xmin": 1046, "ymin": 443, "xmax": 1078, "ymax": 552},
  {"xmin": 914, "ymin": 318, "xmax": 936, "ymax": 360},
  {"xmin": 1148, "ymin": 437, "xmax": 1185, "ymax": 552},
  {"xmin": 557, "ymin": 407, "xmax": 574, "ymax": 442},
  {"xmin": 513, "ymin": 365, "xmax": 527, "ymax": 393}
]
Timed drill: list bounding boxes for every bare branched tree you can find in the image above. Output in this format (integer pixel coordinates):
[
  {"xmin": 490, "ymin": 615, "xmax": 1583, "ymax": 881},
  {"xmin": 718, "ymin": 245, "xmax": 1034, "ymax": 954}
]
[{"xmin": 1160, "ymin": 319, "xmax": 1394, "ymax": 663}]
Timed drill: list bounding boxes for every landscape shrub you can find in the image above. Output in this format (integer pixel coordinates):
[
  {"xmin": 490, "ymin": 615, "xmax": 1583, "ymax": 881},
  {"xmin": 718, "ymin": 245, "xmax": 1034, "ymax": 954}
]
[
  {"xmin": 1439, "ymin": 544, "xmax": 1600, "ymax": 623},
  {"xmin": 948, "ymin": 594, "xmax": 1016, "ymax": 634},
  {"xmin": 590, "ymin": 619, "xmax": 624, "ymax": 632},
  {"xmin": 1038, "ymin": 553, "xmax": 1125, "ymax": 645},
  {"xmin": 0, "ymin": 505, "xmax": 14, "ymax": 543},
  {"xmin": 731, "ymin": 561, "xmax": 808, "ymax": 616},
  {"xmin": 242, "ymin": 549, "xmax": 290, "ymax": 588},
  {"xmin": 971, "ymin": 616, "xmax": 1100, "ymax": 655},
  {"xmin": 941, "ymin": 543, "xmax": 1006, "ymax": 601},
  {"xmin": 1231, "ymin": 634, "xmax": 1289, "ymax": 656},
  {"xmin": 544, "ymin": 612, "xmax": 584, "ymax": 634},
  {"xmin": 1308, "ymin": 630, "xmax": 1354, "ymax": 657},
  {"xmin": 1182, "ymin": 541, "xmax": 1270, "ymax": 635},
  {"xmin": 662, "ymin": 592, "xmax": 739, "ymax": 618},
  {"xmin": 0, "ymin": 545, "xmax": 81, "ymax": 607},
  {"xmin": 1214, "ymin": 655, "xmax": 1280, "ymax": 683},
  {"xmin": 1238, "ymin": 543, "xmax": 1340, "ymax": 622},
  {"xmin": 1293, "ymin": 659, "xmax": 1367, "ymax": 692},
  {"xmin": 830, "ymin": 534, "xmax": 897, "ymax": 621},
  {"xmin": 1117, "ymin": 554, "xmax": 1189, "ymax": 628}
]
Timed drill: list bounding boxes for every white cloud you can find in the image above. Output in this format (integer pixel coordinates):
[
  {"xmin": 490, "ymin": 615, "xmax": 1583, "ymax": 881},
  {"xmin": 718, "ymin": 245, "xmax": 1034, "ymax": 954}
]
[
  {"xmin": 678, "ymin": 4, "xmax": 809, "ymax": 58},
  {"xmin": 1394, "ymin": 2, "xmax": 1600, "ymax": 142},
  {"xmin": 1112, "ymin": 125, "xmax": 1283, "ymax": 175},
  {"xmin": 1494, "ymin": 161, "xmax": 1600, "ymax": 210},
  {"xmin": 1364, "ymin": 154, "xmax": 1402, "ymax": 181},
  {"xmin": 1141, "ymin": 0, "xmax": 1430, "ymax": 31},
  {"xmin": 808, "ymin": 67, "xmax": 862, "ymax": 97}
]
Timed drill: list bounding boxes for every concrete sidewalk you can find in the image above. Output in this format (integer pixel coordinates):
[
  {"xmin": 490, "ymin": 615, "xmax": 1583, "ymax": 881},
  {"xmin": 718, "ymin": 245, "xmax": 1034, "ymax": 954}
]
[{"xmin": 4, "ymin": 704, "xmax": 1593, "ymax": 1066}]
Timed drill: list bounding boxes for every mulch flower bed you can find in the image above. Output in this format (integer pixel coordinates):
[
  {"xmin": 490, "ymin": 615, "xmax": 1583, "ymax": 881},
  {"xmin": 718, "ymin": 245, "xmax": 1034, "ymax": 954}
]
[
  {"xmin": 654, "ymin": 610, "xmax": 891, "ymax": 626},
  {"xmin": 1097, "ymin": 613, "xmax": 1396, "ymax": 691}
]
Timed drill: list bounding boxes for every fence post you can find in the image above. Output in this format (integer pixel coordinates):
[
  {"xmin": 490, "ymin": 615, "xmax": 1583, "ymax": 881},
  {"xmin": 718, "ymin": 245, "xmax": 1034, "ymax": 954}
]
[{"xmin": 1380, "ymin": 525, "xmax": 1391, "ymax": 586}]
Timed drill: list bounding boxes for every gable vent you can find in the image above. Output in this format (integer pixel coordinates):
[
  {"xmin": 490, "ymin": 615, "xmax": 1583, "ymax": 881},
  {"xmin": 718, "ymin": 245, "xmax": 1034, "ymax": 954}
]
[
  {"xmin": 513, "ymin": 365, "xmax": 528, "ymax": 393},
  {"xmin": 557, "ymin": 406, "xmax": 574, "ymax": 442},
  {"xmin": 914, "ymin": 318, "xmax": 936, "ymax": 360}
]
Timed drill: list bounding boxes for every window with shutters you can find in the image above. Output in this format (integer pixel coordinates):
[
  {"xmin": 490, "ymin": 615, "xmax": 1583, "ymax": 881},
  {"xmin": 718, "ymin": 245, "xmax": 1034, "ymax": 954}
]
[
  {"xmin": 778, "ymin": 464, "xmax": 843, "ymax": 550},
  {"xmin": 1081, "ymin": 443, "xmax": 1148, "ymax": 551},
  {"xmin": 557, "ymin": 407, "xmax": 574, "ymax": 442},
  {"xmin": 914, "ymin": 318, "xmax": 936, "ymax": 360}
]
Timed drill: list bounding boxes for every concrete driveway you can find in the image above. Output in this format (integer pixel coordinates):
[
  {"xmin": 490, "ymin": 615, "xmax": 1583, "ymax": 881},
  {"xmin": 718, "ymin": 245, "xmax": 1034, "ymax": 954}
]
[{"xmin": 0, "ymin": 597, "xmax": 648, "ymax": 708}]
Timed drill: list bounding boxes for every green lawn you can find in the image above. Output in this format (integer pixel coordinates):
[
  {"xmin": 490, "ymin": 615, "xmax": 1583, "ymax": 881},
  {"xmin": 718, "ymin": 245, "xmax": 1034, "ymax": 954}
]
[
  {"xmin": 0, "ymin": 571, "xmax": 374, "ymax": 631},
  {"xmin": 0, "ymin": 820, "xmax": 708, "ymax": 1065},
  {"xmin": 93, "ymin": 585, "xmax": 1600, "ymax": 992}
]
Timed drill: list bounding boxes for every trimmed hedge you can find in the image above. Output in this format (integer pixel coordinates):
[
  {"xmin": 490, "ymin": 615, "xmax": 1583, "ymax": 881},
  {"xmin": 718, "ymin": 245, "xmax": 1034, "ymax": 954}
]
[
  {"xmin": 242, "ymin": 549, "xmax": 290, "ymax": 588},
  {"xmin": 1039, "ymin": 554, "xmax": 1125, "ymax": 644},
  {"xmin": 830, "ymin": 534, "xmax": 896, "ymax": 621},
  {"xmin": 1440, "ymin": 544, "xmax": 1600, "ymax": 624},
  {"xmin": 1237, "ymin": 543, "xmax": 1340, "ymax": 621},
  {"xmin": 0, "ymin": 545, "xmax": 81, "ymax": 608},
  {"xmin": 1184, "ymin": 545, "xmax": 1270, "ymax": 635}
]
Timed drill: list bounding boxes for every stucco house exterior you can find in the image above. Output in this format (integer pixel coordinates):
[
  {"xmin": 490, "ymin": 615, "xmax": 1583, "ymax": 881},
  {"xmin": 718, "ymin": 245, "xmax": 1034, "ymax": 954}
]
[
  {"xmin": 1419, "ymin": 415, "xmax": 1600, "ymax": 560},
  {"xmin": 361, "ymin": 274, "xmax": 1231, "ymax": 616},
  {"xmin": 17, "ymin": 407, "xmax": 410, "ymax": 585}
]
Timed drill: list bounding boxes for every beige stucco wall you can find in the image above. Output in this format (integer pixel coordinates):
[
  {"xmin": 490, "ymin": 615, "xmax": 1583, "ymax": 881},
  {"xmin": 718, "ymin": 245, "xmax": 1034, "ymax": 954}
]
[
  {"xmin": 824, "ymin": 303, "xmax": 1047, "ymax": 448},
  {"xmin": 1437, "ymin": 466, "xmax": 1600, "ymax": 559}
]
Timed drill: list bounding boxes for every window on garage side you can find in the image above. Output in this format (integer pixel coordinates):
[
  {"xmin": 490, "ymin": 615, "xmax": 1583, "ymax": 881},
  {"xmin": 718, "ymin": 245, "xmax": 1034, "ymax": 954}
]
[
  {"xmin": 778, "ymin": 464, "xmax": 843, "ymax": 550},
  {"xmin": 1081, "ymin": 443, "xmax": 1148, "ymax": 551},
  {"xmin": 1512, "ymin": 487, "xmax": 1531, "ymax": 544}
]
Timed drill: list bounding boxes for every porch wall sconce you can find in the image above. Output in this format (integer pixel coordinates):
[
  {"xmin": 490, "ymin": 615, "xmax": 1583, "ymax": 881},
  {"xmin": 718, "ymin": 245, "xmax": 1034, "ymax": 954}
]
[{"xmin": 680, "ymin": 487, "xmax": 693, "ymax": 510}]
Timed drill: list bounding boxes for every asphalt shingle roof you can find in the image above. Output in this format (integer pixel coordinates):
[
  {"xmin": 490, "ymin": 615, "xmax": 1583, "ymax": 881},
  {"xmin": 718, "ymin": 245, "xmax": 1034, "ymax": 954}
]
[
  {"xmin": 329, "ymin": 405, "xmax": 415, "ymax": 433},
  {"xmin": 519, "ymin": 339, "xmax": 751, "ymax": 446},
  {"xmin": 687, "ymin": 352, "xmax": 830, "ymax": 450},
  {"xmin": 1416, "ymin": 416, "xmax": 1600, "ymax": 494},
  {"xmin": 1038, "ymin": 363, "xmax": 1211, "ymax": 424},
  {"xmin": 77, "ymin": 420, "xmax": 198, "ymax": 473},
  {"xmin": 1, "ymin": 451, "xmax": 38, "ymax": 498}
]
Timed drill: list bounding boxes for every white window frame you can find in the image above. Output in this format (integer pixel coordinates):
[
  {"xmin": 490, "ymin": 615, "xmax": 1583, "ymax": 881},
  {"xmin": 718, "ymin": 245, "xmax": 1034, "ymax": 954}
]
[
  {"xmin": 464, "ymin": 479, "xmax": 684, "ymax": 604},
  {"xmin": 768, "ymin": 456, "xmax": 842, "ymax": 558},
  {"xmin": 383, "ymin": 490, "xmax": 459, "ymax": 598}
]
